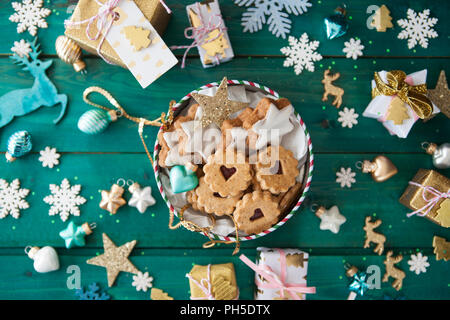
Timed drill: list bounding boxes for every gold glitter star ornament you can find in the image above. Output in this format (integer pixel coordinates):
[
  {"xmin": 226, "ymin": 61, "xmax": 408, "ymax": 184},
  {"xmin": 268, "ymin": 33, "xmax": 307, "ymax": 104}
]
[
  {"xmin": 99, "ymin": 182, "xmax": 127, "ymax": 214},
  {"xmin": 428, "ymin": 70, "xmax": 450, "ymax": 118},
  {"xmin": 191, "ymin": 77, "xmax": 249, "ymax": 127},
  {"xmin": 86, "ymin": 233, "xmax": 139, "ymax": 287}
]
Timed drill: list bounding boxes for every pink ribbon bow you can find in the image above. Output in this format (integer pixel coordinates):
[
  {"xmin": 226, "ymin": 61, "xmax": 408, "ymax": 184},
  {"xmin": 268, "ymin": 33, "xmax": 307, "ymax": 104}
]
[
  {"xmin": 240, "ymin": 249, "xmax": 316, "ymax": 300},
  {"xmin": 170, "ymin": 3, "xmax": 227, "ymax": 68},
  {"xmin": 407, "ymin": 181, "xmax": 450, "ymax": 218},
  {"xmin": 64, "ymin": 0, "xmax": 171, "ymax": 64}
]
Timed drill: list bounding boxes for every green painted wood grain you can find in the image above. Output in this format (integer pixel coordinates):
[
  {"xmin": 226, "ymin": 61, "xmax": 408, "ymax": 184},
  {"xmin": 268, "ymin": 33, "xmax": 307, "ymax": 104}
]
[
  {"xmin": 0, "ymin": 249, "xmax": 448, "ymax": 300},
  {"xmin": 0, "ymin": 0, "xmax": 448, "ymax": 300},
  {"xmin": 0, "ymin": 0, "xmax": 448, "ymax": 57},
  {"xmin": 0, "ymin": 153, "xmax": 448, "ymax": 249},
  {"xmin": 0, "ymin": 57, "xmax": 448, "ymax": 153}
]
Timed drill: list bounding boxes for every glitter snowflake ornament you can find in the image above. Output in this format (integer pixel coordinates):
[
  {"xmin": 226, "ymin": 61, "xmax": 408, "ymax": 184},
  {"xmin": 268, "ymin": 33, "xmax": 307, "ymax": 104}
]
[
  {"xmin": 338, "ymin": 107, "xmax": 359, "ymax": 128},
  {"xmin": 39, "ymin": 146, "xmax": 60, "ymax": 169},
  {"xmin": 408, "ymin": 252, "xmax": 429, "ymax": 275},
  {"xmin": 343, "ymin": 38, "xmax": 364, "ymax": 60},
  {"xmin": 336, "ymin": 167, "xmax": 356, "ymax": 188},
  {"xmin": 234, "ymin": 0, "xmax": 312, "ymax": 39},
  {"xmin": 44, "ymin": 178, "xmax": 87, "ymax": 222},
  {"xmin": 397, "ymin": 9, "xmax": 438, "ymax": 49},
  {"xmin": 281, "ymin": 33, "xmax": 322, "ymax": 75},
  {"xmin": 9, "ymin": 0, "xmax": 51, "ymax": 36},
  {"xmin": 132, "ymin": 271, "xmax": 153, "ymax": 292},
  {"xmin": 11, "ymin": 39, "xmax": 31, "ymax": 57},
  {"xmin": 0, "ymin": 179, "xmax": 30, "ymax": 219}
]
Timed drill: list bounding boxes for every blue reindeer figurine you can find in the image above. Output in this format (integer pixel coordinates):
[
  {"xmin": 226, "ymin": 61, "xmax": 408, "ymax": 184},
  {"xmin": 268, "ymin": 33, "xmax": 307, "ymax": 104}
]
[{"xmin": 0, "ymin": 38, "xmax": 68, "ymax": 128}]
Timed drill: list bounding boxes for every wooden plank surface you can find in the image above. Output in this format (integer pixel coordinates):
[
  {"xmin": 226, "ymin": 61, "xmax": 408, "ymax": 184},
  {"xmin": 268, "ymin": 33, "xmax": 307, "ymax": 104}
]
[{"xmin": 0, "ymin": 0, "xmax": 448, "ymax": 300}]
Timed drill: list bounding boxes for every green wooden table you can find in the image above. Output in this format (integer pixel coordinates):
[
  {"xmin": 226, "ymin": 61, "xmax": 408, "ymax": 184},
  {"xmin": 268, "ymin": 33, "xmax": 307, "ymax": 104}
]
[{"xmin": 0, "ymin": 0, "xmax": 448, "ymax": 300}]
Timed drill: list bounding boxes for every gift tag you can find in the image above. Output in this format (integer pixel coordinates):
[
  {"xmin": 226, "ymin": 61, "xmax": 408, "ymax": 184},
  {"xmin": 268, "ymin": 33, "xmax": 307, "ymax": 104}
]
[{"xmin": 104, "ymin": 1, "xmax": 178, "ymax": 88}]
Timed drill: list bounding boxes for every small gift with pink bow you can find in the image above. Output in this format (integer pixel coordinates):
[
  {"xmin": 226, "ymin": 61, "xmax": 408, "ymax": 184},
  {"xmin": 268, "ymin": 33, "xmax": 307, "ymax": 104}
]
[
  {"xmin": 171, "ymin": 0, "xmax": 234, "ymax": 68},
  {"xmin": 400, "ymin": 169, "xmax": 450, "ymax": 228},
  {"xmin": 363, "ymin": 70, "xmax": 440, "ymax": 138},
  {"xmin": 64, "ymin": 0, "xmax": 178, "ymax": 88},
  {"xmin": 186, "ymin": 263, "xmax": 239, "ymax": 300},
  {"xmin": 240, "ymin": 247, "xmax": 316, "ymax": 300}
]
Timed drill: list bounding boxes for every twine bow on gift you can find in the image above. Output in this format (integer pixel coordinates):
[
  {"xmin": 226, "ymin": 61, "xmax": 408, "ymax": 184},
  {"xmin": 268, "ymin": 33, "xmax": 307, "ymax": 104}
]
[
  {"xmin": 372, "ymin": 70, "xmax": 433, "ymax": 119},
  {"xmin": 406, "ymin": 181, "xmax": 450, "ymax": 218},
  {"xmin": 170, "ymin": 3, "xmax": 227, "ymax": 68},
  {"xmin": 64, "ymin": 0, "xmax": 171, "ymax": 64},
  {"xmin": 240, "ymin": 250, "xmax": 316, "ymax": 300},
  {"xmin": 186, "ymin": 264, "xmax": 239, "ymax": 300}
]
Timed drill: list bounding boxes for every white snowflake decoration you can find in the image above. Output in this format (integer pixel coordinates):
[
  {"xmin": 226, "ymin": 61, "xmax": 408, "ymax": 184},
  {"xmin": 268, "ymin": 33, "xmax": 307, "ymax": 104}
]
[
  {"xmin": 342, "ymin": 38, "xmax": 364, "ymax": 60},
  {"xmin": 397, "ymin": 9, "xmax": 438, "ymax": 49},
  {"xmin": 0, "ymin": 179, "xmax": 30, "ymax": 219},
  {"xmin": 11, "ymin": 39, "xmax": 31, "ymax": 57},
  {"xmin": 132, "ymin": 271, "xmax": 153, "ymax": 292},
  {"xmin": 9, "ymin": 0, "xmax": 51, "ymax": 36},
  {"xmin": 338, "ymin": 107, "xmax": 359, "ymax": 128},
  {"xmin": 39, "ymin": 146, "xmax": 61, "ymax": 169},
  {"xmin": 234, "ymin": 0, "xmax": 312, "ymax": 39},
  {"xmin": 43, "ymin": 178, "xmax": 86, "ymax": 222},
  {"xmin": 408, "ymin": 252, "xmax": 429, "ymax": 275},
  {"xmin": 281, "ymin": 33, "xmax": 322, "ymax": 75},
  {"xmin": 336, "ymin": 167, "xmax": 356, "ymax": 188}
]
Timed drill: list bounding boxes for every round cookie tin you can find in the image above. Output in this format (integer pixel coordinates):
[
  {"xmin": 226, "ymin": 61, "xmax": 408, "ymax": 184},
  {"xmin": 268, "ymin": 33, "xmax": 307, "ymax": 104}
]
[{"xmin": 153, "ymin": 79, "xmax": 314, "ymax": 242}]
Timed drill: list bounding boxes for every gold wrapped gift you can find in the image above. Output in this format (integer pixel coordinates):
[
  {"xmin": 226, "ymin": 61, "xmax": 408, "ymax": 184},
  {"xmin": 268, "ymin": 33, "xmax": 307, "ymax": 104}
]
[
  {"xmin": 399, "ymin": 169, "xmax": 450, "ymax": 228},
  {"xmin": 187, "ymin": 263, "xmax": 238, "ymax": 300},
  {"xmin": 65, "ymin": 0, "xmax": 171, "ymax": 67}
]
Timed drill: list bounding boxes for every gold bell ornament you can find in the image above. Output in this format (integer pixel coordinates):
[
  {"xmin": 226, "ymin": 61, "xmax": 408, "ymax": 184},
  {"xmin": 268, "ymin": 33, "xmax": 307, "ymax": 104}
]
[
  {"xmin": 55, "ymin": 35, "xmax": 87, "ymax": 73},
  {"xmin": 356, "ymin": 155, "xmax": 398, "ymax": 182},
  {"xmin": 422, "ymin": 142, "xmax": 450, "ymax": 169}
]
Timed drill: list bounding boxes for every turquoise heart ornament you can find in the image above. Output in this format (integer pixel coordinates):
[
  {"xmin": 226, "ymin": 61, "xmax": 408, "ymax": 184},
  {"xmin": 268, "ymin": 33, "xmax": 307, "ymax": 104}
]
[
  {"xmin": 169, "ymin": 165, "xmax": 199, "ymax": 194},
  {"xmin": 324, "ymin": 7, "xmax": 348, "ymax": 40}
]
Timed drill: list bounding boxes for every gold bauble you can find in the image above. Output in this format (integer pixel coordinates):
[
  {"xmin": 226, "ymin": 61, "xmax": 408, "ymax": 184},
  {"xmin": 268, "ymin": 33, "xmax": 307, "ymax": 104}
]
[{"xmin": 55, "ymin": 35, "xmax": 86, "ymax": 73}]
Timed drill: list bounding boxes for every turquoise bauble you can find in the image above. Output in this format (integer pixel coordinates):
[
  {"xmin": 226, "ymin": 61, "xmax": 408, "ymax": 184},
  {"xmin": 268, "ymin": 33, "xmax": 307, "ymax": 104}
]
[
  {"xmin": 324, "ymin": 7, "xmax": 348, "ymax": 40},
  {"xmin": 6, "ymin": 130, "xmax": 32, "ymax": 162},
  {"xmin": 59, "ymin": 221, "xmax": 94, "ymax": 249},
  {"xmin": 78, "ymin": 109, "xmax": 117, "ymax": 135},
  {"xmin": 169, "ymin": 165, "xmax": 199, "ymax": 194}
]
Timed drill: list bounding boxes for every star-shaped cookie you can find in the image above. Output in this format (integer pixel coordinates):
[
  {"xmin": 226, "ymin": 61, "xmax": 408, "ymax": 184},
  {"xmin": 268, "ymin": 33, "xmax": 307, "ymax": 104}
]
[
  {"xmin": 86, "ymin": 233, "xmax": 139, "ymax": 287},
  {"xmin": 191, "ymin": 77, "xmax": 249, "ymax": 127}
]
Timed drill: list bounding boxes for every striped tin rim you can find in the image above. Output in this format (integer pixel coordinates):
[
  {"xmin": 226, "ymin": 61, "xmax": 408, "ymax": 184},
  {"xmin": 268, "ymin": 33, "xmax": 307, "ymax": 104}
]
[{"xmin": 153, "ymin": 79, "xmax": 314, "ymax": 242}]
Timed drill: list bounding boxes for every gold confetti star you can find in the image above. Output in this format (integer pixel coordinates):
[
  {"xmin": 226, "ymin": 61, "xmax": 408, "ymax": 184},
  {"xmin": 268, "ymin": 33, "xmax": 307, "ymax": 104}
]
[
  {"xmin": 428, "ymin": 70, "xmax": 450, "ymax": 118},
  {"xmin": 191, "ymin": 77, "xmax": 249, "ymax": 127},
  {"xmin": 86, "ymin": 233, "xmax": 139, "ymax": 287}
]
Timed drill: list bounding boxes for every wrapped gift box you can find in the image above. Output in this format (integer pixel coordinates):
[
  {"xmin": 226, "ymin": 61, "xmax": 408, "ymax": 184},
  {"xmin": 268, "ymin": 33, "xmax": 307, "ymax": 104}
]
[{"xmin": 400, "ymin": 169, "xmax": 450, "ymax": 228}]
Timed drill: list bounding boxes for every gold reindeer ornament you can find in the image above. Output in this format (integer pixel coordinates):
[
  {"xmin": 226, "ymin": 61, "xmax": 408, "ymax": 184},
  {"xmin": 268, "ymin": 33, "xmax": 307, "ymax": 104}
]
[
  {"xmin": 322, "ymin": 69, "xmax": 344, "ymax": 108},
  {"xmin": 363, "ymin": 216, "xmax": 386, "ymax": 255},
  {"xmin": 382, "ymin": 251, "xmax": 405, "ymax": 291}
]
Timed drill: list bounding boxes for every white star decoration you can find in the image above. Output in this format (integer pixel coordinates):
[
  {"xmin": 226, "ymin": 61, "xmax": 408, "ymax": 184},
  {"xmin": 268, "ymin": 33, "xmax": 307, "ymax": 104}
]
[
  {"xmin": 132, "ymin": 271, "xmax": 153, "ymax": 292},
  {"xmin": 252, "ymin": 103, "xmax": 294, "ymax": 150},
  {"xmin": 318, "ymin": 205, "xmax": 346, "ymax": 234},
  {"xmin": 336, "ymin": 167, "xmax": 356, "ymax": 188},
  {"xmin": 408, "ymin": 252, "xmax": 430, "ymax": 275},
  {"xmin": 128, "ymin": 184, "xmax": 156, "ymax": 214}
]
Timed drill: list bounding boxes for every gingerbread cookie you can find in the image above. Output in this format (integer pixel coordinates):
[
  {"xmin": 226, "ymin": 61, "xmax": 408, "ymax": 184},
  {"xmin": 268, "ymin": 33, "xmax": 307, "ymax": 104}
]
[
  {"xmin": 195, "ymin": 177, "xmax": 241, "ymax": 216},
  {"xmin": 187, "ymin": 189, "xmax": 203, "ymax": 212},
  {"xmin": 255, "ymin": 146, "xmax": 299, "ymax": 194},
  {"xmin": 277, "ymin": 182, "xmax": 302, "ymax": 213},
  {"xmin": 242, "ymin": 97, "xmax": 292, "ymax": 130},
  {"xmin": 203, "ymin": 148, "xmax": 252, "ymax": 197},
  {"xmin": 234, "ymin": 191, "xmax": 280, "ymax": 235}
]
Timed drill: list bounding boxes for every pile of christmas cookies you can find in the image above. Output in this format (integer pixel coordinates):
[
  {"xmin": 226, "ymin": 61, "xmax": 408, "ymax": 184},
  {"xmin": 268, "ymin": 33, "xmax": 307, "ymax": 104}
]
[{"xmin": 157, "ymin": 79, "xmax": 308, "ymax": 236}]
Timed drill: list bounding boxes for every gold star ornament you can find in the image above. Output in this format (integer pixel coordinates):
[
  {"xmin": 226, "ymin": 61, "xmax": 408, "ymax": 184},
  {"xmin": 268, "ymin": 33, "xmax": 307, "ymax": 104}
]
[
  {"xmin": 100, "ymin": 183, "xmax": 127, "ymax": 214},
  {"xmin": 86, "ymin": 233, "xmax": 139, "ymax": 287},
  {"xmin": 428, "ymin": 70, "xmax": 450, "ymax": 118},
  {"xmin": 191, "ymin": 77, "xmax": 249, "ymax": 127}
]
